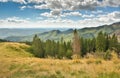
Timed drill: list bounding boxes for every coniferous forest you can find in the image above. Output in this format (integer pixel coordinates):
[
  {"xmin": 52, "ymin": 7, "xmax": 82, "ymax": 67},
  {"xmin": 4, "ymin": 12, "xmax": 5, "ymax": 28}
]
[{"xmin": 30, "ymin": 29, "xmax": 120, "ymax": 59}]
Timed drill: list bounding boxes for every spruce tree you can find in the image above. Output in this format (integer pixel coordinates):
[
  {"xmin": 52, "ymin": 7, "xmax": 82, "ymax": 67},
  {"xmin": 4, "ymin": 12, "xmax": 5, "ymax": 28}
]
[
  {"xmin": 32, "ymin": 35, "xmax": 44, "ymax": 58},
  {"xmin": 72, "ymin": 29, "xmax": 81, "ymax": 58},
  {"xmin": 96, "ymin": 31, "xmax": 106, "ymax": 52}
]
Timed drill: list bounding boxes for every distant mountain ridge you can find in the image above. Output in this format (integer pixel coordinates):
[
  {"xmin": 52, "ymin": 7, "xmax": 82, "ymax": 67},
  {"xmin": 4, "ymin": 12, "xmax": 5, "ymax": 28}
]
[{"xmin": 2, "ymin": 22, "xmax": 120, "ymax": 42}]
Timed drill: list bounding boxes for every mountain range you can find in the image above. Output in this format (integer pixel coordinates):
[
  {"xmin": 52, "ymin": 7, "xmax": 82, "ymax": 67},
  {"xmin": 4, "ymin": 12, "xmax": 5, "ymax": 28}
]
[{"xmin": 0, "ymin": 22, "xmax": 120, "ymax": 42}]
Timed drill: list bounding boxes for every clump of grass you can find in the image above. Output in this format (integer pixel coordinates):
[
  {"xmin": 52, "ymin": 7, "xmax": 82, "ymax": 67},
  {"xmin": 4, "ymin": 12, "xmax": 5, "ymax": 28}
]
[
  {"xmin": 86, "ymin": 59, "xmax": 95, "ymax": 64},
  {"xmin": 98, "ymin": 72, "xmax": 120, "ymax": 78},
  {"xmin": 71, "ymin": 72, "xmax": 76, "ymax": 76},
  {"xmin": 9, "ymin": 64, "xmax": 18, "ymax": 70},
  {"xmin": 49, "ymin": 74, "xmax": 57, "ymax": 78},
  {"xmin": 56, "ymin": 70, "xmax": 61, "ymax": 75},
  {"xmin": 104, "ymin": 50, "xmax": 112, "ymax": 60},
  {"xmin": 73, "ymin": 59, "xmax": 83, "ymax": 64},
  {"xmin": 85, "ymin": 53, "xmax": 94, "ymax": 59},
  {"xmin": 95, "ymin": 59, "xmax": 102, "ymax": 64},
  {"xmin": 111, "ymin": 51, "xmax": 118, "ymax": 60},
  {"xmin": 113, "ymin": 59, "xmax": 120, "ymax": 64},
  {"xmin": 78, "ymin": 70, "xmax": 86, "ymax": 74}
]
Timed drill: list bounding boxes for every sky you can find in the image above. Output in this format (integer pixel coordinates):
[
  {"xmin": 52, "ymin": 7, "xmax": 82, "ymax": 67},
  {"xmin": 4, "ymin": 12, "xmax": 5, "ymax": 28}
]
[{"xmin": 0, "ymin": 0, "xmax": 120, "ymax": 28}]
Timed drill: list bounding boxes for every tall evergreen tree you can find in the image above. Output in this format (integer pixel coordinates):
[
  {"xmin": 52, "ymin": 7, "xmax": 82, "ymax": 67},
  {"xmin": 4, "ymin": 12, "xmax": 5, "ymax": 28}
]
[
  {"xmin": 72, "ymin": 29, "xmax": 81, "ymax": 58},
  {"xmin": 96, "ymin": 31, "xmax": 106, "ymax": 52},
  {"xmin": 109, "ymin": 34, "xmax": 118, "ymax": 51},
  {"xmin": 58, "ymin": 37, "xmax": 66, "ymax": 59},
  {"xmin": 32, "ymin": 35, "xmax": 44, "ymax": 58}
]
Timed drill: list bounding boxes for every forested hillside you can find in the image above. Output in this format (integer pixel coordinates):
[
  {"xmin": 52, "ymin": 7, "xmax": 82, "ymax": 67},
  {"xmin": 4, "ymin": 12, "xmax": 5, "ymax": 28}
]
[{"xmin": 4, "ymin": 22, "xmax": 120, "ymax": 42}]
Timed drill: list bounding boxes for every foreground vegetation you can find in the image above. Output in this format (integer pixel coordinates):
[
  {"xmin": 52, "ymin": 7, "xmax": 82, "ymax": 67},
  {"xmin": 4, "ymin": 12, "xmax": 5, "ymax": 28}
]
[
  {"xmin": 0, "ymin": 42, "xmax": 120, "ymax": 78},
  {"xmin": 0, "ymin": 55, "xmax": 120, "ymax": 78}
]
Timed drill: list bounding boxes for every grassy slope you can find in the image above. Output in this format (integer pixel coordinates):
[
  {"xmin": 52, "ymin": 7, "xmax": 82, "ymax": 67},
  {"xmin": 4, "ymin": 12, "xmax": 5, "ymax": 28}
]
[
  {"xmin": 0, "ymin": 42, "xmax": 33, "ymax": 58},
  {"xmin": 0, "ymin": 42, "xmax": 120, "ymax": 78}
]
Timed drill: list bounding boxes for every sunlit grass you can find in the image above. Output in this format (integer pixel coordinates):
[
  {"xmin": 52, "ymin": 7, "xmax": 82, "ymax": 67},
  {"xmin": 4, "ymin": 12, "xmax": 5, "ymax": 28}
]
[
  {"xmin": 0, "ymin": 42, "xmax": 120, "ymax": 78},
  {"xmin": 0, "ymin": 42, "xmax": 33, "ymax": 58}
]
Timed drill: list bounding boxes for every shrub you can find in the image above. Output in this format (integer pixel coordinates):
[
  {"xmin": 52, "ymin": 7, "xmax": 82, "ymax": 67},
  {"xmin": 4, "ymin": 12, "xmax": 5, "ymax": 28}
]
[
  {"xmin": 95, "ymin": 59, "xmax": 102, "ymax": 64},
  {"xmin": 85, "ymin": 53, "xmax": 94, "ymax": 59},
  {"xmin": 111, "ymin": 51, "xmax": 118, "ymax": 60},
  {"xmin": 104, "ymin": 50, "xmax": 112, "ymax": 60},
  {"xmin": 66, "ymin": 50, "xmax": 72, "ymax": 59},
  {"xmin": 73, "ymin": 59, "xmax": 83, "ymax": 64},
  {"xmin": 86, "ymin": 59, "xmax": 94, "ymax": 64}
]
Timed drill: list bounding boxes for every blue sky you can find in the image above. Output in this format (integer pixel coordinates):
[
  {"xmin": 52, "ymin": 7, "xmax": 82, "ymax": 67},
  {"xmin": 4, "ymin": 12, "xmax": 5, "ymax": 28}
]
[{"xmin": 0, "ymin": 0, "xmax": 120, "ymax": 28}]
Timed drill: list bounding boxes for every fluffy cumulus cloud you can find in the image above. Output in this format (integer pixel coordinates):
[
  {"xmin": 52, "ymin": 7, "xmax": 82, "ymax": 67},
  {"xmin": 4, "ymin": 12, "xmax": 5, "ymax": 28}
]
[
  {"xmin": 32, "ymin": 0, "xmax": 120, "ymax": 10},
  {"xmin": 40, "ymin": 11, "xmax": 120, "ymax": 28},
  {"xmin": 31, "ymin": 0, "xmax": 120, "ymax": 18},
  {"xmin": 20, "ymin": 6, "xmax": 26, "ymax": 10},
  {"xmin": 98, "ymin": 11, "xmax": 120, "ymax": 22},
  {"xmin": 40, "ymin": 9, "xmax": 61, "ymax": 18},
  {"xmin": 0, "ymin": 17, "xmax": 30, "ymax": 28},
  {"xmin": 0, "ymin": 0, "xmax": 120, "ymax": 28},
  {"xmin": 0, "ymin": 0, "xmax": 8, "ymax": 2},
  {"xmin": 1, "ymin": 11, "xmax": 119, "ymax": 28},
  {"xmin": 63, "ymin": 12, "xmax": 82, "ymax": 17},
  {"xmin": 0, "ymin": 0, "xmax": 26, "ymax": 4},
  {"xmin": 101, "ymin": 0, "xmax": 120, "ymax": 7},
  {"xmin": 0, "ymin": 0, "xmax": 119, "ymax": 9},
  {"xmin": 41, "ymin": 11, "xmax": 82, "ymax": 18}
]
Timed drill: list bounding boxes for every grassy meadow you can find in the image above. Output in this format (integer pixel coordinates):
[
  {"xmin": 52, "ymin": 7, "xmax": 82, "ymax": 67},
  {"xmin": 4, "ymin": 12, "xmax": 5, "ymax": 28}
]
[{"xmin": 0, "ymin": 42, "xmax": 120, "ymax": 78}]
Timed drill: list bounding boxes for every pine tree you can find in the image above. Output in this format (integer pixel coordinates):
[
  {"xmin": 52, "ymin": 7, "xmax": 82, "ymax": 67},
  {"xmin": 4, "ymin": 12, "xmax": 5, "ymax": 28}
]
[
  {"xmin": 96, "ymin": 31, "xmax": 106, "ymax": 52},
  {"xmin": 109, "ymin": 34, "xmax": 118, "ymax": 51},
  {"xmin": 45, "ymin": 39, "xmax": 52, "ymax": 57},
  {"xmin": 32, "ymin": 35, "xmax": 44, "ymax": 58},
  {"xmin": 58, "ymin": 37, "xmax": 66, "ymax": 59},
  {"xmin": 72, "ymin": 29, "xmax": 81, "ymax": 58}
]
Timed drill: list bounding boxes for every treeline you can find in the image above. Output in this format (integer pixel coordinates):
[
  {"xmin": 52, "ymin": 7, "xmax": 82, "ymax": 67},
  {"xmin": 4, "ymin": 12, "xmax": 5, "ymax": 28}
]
[
  {"xmin": 30, "ymin": 30, "xmax": 120, "ymax": 59},
  {"xmin": 31, "ymin": 35, "xmax": 72, "ymax": 59},
  {"xmin": 81, "ymin": 31, "xmax": 120, "ymax": 57},
  {"xmin": 0, "ymin": 39, "xmax": 8, "ymax": 42}
]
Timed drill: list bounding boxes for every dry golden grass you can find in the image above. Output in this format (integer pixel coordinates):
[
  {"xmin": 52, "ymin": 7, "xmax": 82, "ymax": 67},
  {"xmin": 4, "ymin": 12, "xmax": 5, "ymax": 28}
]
[
  {"xmin": 0, "ymin": 42, "xmax": 33, "ymax": 58},
  {"xmin": 0, "ymin": 42, "xmax": 120, "ymax": 78},
  {"xmin": 0, "ymin": 57, "xmax": 120, "ymax": 78}
]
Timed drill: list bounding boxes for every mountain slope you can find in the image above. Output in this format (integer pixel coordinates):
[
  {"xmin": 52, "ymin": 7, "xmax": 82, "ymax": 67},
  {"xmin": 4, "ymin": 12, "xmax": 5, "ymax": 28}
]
[{"xmin": 4, "ymin": 22, "xmax": 120, "ymax": 42}]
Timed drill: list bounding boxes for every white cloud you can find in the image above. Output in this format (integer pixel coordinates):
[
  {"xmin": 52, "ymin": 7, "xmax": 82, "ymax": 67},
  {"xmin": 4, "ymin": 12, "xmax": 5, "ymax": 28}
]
[
  {"xmin": 41, "ymin": 12, "xmax": 53, "ymax": 18},
  {"xmin": 12, "ymin": 0, "xmax": 26, "ymax": 4},
  {"xmin": 20, "ymin": 6, "xmax": 26, "ymax": 10},
  {"xmin": 0, "ymin": 0, "xmax": 26, "ymax": 4},
  {"xmin": 101, "ymin": 0, "xmax": 120, "ymax": 7},
  {"xmin": 28, "ymin": 0, "xmax": 44, "ymax": 4},
  {"xmin": 0, "ymin": 0, "xmax": 8, "ymax": 2},
  {"xmin": 91, "ymin": 10, "xmax": 104, "ymax": 14},
  {"xmin": 40, "ymin": 9, "xmax": 61, "ymax": 18},
  {"xmin": 41, "ymin": 11, "xmax": 82, "ymax": 18},
  {"xmin": 32, "ymin": 0, "xmax": 119, "ymax": 11},
  {"xmin": 33, "ymin": 0, "xmax": 100, "ymax": 11},
  {"xmin": 39, "ymin": 11, "xmax": 120, "ymax": 28},
  {"xmin": 32, "ymin": 0, "xmax": 120, "ymax": 18},
  {"xmin": 63, "ymin": 12, "xmax": 82, "ymax": 17},
  {"xmin": 0, "ymin": 17, "xmax": 30, "ymax": 28},
  {"xmin": 0, "ymin": 11, "xmax": 120, "ymax": 28},
  {"xmin": 82, "ymin": 14, "xmax": 95, "ymax": 18},
  {"xmin": 34, "ymin": 4, "xmax": 48, "ymax": 9}
]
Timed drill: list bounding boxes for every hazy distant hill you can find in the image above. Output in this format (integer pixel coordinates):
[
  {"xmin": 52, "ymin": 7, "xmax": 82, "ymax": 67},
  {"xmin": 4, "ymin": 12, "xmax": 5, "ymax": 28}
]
[
  {"xmin": 3, "ymin": 22, "xmax": 120, "ymax": 42},
  {"xmin": 0, "ymin": 28, "xmax": 67, "ymax": 39}
]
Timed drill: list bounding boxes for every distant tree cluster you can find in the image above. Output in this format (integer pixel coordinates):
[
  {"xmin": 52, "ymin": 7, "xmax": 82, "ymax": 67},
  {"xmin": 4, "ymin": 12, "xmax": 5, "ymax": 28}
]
[
  {"xmin": 32, "ymin": 35, "xmax": 72, "ymax": 59},
  {"xmin": 81, "ymin": 31, "xmax": 120, "ymax": 57},
  {"xmin": 31, "ymin": 30, "xmax": 120, "ymax": 59}
]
